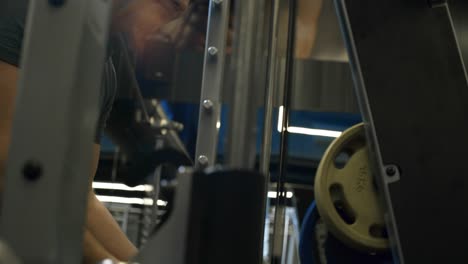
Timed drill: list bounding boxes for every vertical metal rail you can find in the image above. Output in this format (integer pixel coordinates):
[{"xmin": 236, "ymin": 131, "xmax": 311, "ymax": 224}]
[
  {"xmin": 260, "ymin": 0, "xmax": 281, "ymax": 177},
  {"xmin": 259, "ymin": 0, "xmax": 280, "ymax": 262},
  {"xmin": 0, "ymin": 0, "xmax": 112, "ymax": 263},
  {"xmin": 225, "ymin": 0, "xmax": 259, "ymax": 169},
  {"xmin": 271, "ymin": 0, "xmax": 297, "ymax": 263},
  {"xmin": 195, "ymin": 0, "xmax": 231, "ymax": 168}
]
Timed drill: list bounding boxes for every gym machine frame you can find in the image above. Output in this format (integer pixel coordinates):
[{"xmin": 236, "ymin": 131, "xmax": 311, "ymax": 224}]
[
  {"xmin": 0, "ymin": 0, "xmax": 112, "ymax": 263},
  {"xmin": 336, "ymin": 0, "xmax": 468, "ymax": 263},
  {"xmin": 194, "ymin": 0, "xmax": 230, "ymax": 168},
  {"xmin": 1, "ymin": 0, "xmax": 266, "ymax": 263}
]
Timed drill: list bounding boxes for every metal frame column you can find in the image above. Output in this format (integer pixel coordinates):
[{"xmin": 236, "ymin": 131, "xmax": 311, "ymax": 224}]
[
  {"xmin": 271, "ymin": 0, "xmax": 298, "ymax": 262},
  {"xmin": 195, "ymin": 0, "xmax": 231, "ymax": 168},
  {"xmin": 0, "ymin": 0, "xmax": 112, "ymax": 262},
  {"xmin": 225, "ymin": 0, "xmax": 270, "ymax": 169},
  {"xmin": 259, "ymin": 0, "xmax": 281, "ymax": 262}
]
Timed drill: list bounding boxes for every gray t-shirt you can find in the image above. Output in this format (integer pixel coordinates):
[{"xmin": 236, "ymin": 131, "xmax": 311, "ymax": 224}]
[{"xmin": 0, "ymin": 8, "xmax": 116, "ymax": 144}]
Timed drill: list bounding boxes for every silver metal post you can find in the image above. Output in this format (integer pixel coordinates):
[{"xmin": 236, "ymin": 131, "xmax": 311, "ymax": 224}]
[
  {"xmin": 260, "ymin": 0, "xmax": 281, "ymax": 176},
  {"xmin": 258, "ymin": 0, "xmax": 281, "ymax": 262},
  {"xmin": 195, "ymin": 0, "xmax": 231, "ymax": 167},
  {"xmin": 225, "ymin": 0, "xmax": 262, "ymax": 169},
  {"xmin": 281, "ymin": 209, "xmax": 291, "ymax": 264},
  {"xmin": 0, "ymin": 0, "xmax": 112, "ymax": 263},
  {"xmin": 272, "ymin": 0, "xmax": 298, "ymax": 261}
]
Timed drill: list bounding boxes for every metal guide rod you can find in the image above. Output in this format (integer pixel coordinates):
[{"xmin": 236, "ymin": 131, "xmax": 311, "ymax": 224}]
[
  {"xmin": 147, "ymin": 135, "xmax": 165, "ymax": 238},
  {"xmin": 0, "ymin": 0, "xmax": 112, "ymax": 263},
  {"xmin": 259, "ymin": 0, "xmax": 280, "ymax": 262},
  {"xmin": 225, "ymin": 0, "xmax": 259, "ymax": 169},
  {"xmin": 260, "ymin": 0, "xmax": 281, "ymax": 176},
  {"xmin": 195, "ymin": 0, "xmax": 231, "ymax": 167},
  {"xmin": 271, "ymin": 0, "xmax": 297, "ymax": 262}
]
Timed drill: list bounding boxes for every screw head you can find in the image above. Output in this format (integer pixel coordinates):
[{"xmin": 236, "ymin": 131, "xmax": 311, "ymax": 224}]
[
  {"xmin": 386, "ymin": 166, "xmax": 397, "ymax": 177},
  {"xmin": 202, "ymin": 100, "xmax": 214, "ymax": 111},
  {"xmin": 198, "ymin": 155, "xmax": 209, "ymax": 166},
  {"xmin": 22, "ymin": 161, "xmax": 43, "ymax": 182},
  {"xmin": 154, "ymin": 72, "xmax": 164, "ymax": 79},
  {"xmin": 49, "ymin": 0, "xmax": 66, "ymax": 7},
  {"xmin": 207, "ymin": 46, "xmax": 218, "ymax": 56}
]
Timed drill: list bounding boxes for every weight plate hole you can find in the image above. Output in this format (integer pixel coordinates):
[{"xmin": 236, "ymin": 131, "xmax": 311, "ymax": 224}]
[
  {"xmin": 334, "ymin": 149, "xmax": 353, "ymax": 169},
  {"xmin": 329, "ymin": 184, "xmax": 356, "ymax": 225},
  {"xmin": 369, "ymin": 224, "xmax": 388, "ymax": 239}
]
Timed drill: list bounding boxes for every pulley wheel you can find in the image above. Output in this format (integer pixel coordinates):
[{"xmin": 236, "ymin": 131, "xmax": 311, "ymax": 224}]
[{"xmin": 314, "ymin": 123, "xmax": 389, "ymax": 252}]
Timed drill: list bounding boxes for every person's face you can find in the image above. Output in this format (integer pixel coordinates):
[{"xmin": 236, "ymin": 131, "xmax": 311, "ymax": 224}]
[{"xmin": 112, "ymin": 0, "xmax": 189, "ymax": 53}]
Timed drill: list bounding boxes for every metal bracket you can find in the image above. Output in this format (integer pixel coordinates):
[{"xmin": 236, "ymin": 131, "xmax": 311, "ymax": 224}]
[
  {"xmin": 133, "ymin": 167, "xmax": 193, "ymax": 264},
  {"xmin": 194, "ymin": 0, "xmax": 231, "ymax": 167},
  {"xmin": 384, "ymin": 164, "xmax": 401, "ymax": 184}
]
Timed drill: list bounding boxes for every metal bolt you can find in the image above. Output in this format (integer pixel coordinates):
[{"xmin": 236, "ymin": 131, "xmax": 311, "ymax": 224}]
[
  {"xmin": 135, "ymin": 110, "xmax": 143, "ymax": 123},
  {"xmin": 198, "ymin": 155, "xmax": 209, "ymax": 166},
  {"xmin": 173, "ymin": 122, "xmax": 184, "ymax": 131},
  {"xmin": 212, "ymin": 0, "xmax": 223, "ymax": 4},
  {"xmin": 207, "ymin": 46, "xmax": 218, "ymax": 56},
  {"xmin": 22, "ymin": 161, "xmax": 43, "ymax": 182},
  {"xmin": 154, "ymin": 72, "xmax": 164, "ymax": 79},
  {"xmin": 49, "ymin": 0, "xmax": 66, "ymax": 7},
  {"xmin": 202, "ymin": 99, "xmax": 214, "ymax": 111},
  {"xmin": 386, "ymin": 166, "xmax": 397, "ymax": 177}
]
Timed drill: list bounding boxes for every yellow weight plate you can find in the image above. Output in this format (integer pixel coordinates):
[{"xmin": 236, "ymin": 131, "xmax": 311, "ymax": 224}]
[{"xmin": 314, "ymin": 123, "xmax": 389, "ymax": 252}]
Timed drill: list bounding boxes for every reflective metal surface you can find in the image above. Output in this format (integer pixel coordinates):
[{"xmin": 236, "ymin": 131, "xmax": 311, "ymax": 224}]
[
  {"xmin": 272, "ymin": 0, "xmax": 297, "ymax": 262},
  {"xmin": 1, "ymin": 0, "xmax": 112, "ymax": 262},
  {"xmin": 194, "ymin": 0, "xmax": 231, "ymax": 167}
]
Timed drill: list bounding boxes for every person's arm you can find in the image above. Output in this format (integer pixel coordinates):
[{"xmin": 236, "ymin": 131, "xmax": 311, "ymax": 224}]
[
  {"xmin": 86, "ymin": 145, "xmax": 139, "ymax": 262},
  {"xmin": 86, "ymin": 192, "xmax": 139, "ymax": 261},
  {"xmin": 295, "ymin": 0, "xmax": 323, "ymax": 58},
  {"xmin": 83, "ymin": 229, "xmax": 119, "ymax": 264},
  {"xmin": 0, "ymin": 60, "xmax": 136, "ymax": 263}
]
